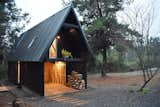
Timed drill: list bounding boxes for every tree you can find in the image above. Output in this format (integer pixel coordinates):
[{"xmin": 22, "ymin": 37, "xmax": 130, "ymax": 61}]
[
  {"xmin": 118, "ymin": 0, "xmax": 160, "ymax": 90},
  {"xmin": 0, "ymin": 0, "xmax": 30, "ymax": 79},
  {"xmin": 149, "ymin": 37, "xmax": 160, "ymax": 66},
  {"xmin": 62, "ymin": 0, "xmax": 135, "ymax": 76}
]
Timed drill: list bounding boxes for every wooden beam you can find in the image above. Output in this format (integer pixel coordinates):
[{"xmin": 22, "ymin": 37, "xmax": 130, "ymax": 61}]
[
  {"xmin": 17, "ymin": 61, "xmax": 20, "ymax": 84},
  {"xmin": 63, "ymin": 23, "xmax": 79, "ymax": 29},
  {"xmin": 47, "ymin": 58, "xmax": 84, "ymax": 62}
]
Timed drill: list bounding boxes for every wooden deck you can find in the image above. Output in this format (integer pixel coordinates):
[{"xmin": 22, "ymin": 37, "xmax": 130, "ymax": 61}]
[{"xmin": 44, "ymin": 83, "xmax": 78, "ymax": 96}]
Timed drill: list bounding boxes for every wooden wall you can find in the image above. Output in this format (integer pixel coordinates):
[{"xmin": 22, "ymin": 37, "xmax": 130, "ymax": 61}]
[
  {"xmin": 20, "ymin": 62, "xmax": 44, "ymax": 96},
  {"xmin": 8, "ymin": 61, "xmax": 18, "ymax": 84},
  {"xmin": 8, "ymin": 61, "xmax": 87, "ymax": 96},
  {"xmin": 44, "ymin": 61, "xmax": 66, "ymax": 85}
]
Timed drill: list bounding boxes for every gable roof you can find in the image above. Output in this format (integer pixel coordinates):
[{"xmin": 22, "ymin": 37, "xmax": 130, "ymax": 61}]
[{"xmin": 8, "ymin": 6, "xmax": 91, "ymax": 62}]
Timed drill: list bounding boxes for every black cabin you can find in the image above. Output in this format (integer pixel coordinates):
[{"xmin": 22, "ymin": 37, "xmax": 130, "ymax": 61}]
[{"xmin": 8, "ymin": 6, "xmax": 91, "ymax": 96}]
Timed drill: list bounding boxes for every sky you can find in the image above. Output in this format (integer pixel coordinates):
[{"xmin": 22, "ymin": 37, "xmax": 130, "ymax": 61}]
[
  {"xmin": 15, "ymin": 0, "xmax": 64, "ymax": 31},
  {"xmin": 117, "ymin": 0, "xmax": 160, "ymax": 37},
  {"xmin": 15, "ymin": 0, "xmax": 160, "ymax": 37}
]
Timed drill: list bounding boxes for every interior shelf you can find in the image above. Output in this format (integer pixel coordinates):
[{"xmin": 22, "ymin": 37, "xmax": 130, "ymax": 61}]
[{"xmin": 48, "ymin": 58, "xmax": 84, "ymax": 62}]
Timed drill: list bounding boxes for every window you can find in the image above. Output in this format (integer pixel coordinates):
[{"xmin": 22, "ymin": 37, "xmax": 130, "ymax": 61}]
[
  {"xmin": 49, "ymin": 38, "xmax": 57, "ymax": 58},
  {"xmin": 28, "ymin": 36, "xmax": 37, "ymax": 48}
]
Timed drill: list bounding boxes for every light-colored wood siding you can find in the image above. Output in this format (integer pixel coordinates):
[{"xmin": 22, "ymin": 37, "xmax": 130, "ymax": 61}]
[{"xmin": 44, "ymin": 61, "xmax": 66, "ymax": 85}]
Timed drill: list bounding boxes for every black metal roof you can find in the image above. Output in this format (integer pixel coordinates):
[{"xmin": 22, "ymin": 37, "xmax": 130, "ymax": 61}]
[{"xmin": 8, "ymin": 5, "xmax": 91, "ymax": 62}]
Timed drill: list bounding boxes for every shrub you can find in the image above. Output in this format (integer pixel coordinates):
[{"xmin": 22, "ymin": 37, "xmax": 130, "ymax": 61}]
[{"xmin": 141, "ymin": 88, "xmax": 151, "ymax": 95}]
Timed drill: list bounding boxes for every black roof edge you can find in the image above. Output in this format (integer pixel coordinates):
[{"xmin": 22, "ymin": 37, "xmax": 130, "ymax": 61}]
[
  {"xmin": 70, "ymin": 5, "xmax": 94, "ymax": 59},
  {"xmin": 19, "ymin": 5, "xmax": 72, "ymax": 38}
]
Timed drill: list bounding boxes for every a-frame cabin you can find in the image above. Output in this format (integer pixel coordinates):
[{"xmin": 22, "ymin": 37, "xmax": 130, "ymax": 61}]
[{"xmin": 8, "ymin": 6, "xmax": 91, "ymax": 96}]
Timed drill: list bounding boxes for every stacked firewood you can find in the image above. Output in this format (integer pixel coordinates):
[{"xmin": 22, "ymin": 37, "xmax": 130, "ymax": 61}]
[{"xmin": 67, "ymin": 71, "xmax": 85, "ymax": 90}]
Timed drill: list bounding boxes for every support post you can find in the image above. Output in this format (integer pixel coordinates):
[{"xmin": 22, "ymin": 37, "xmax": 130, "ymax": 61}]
[{"xmin": 17, "ymin": 61, "xmax": 22, "ymax": 88}]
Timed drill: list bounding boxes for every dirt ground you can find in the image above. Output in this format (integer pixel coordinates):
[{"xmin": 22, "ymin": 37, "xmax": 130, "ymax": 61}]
[
  {"xmin": 88, "ymin": 75, "xmax": 143, "ymax": 87},
  {"xmin": 0, "ymin": 92, "xmax": 15, "ymax": 107},
  {"xmin": 88, "ymin": 72, "xmax": 160, "ymax": 88},
  {"xmin": 0, "ymin": 71, "xmax": 160, "ymax": 107}
]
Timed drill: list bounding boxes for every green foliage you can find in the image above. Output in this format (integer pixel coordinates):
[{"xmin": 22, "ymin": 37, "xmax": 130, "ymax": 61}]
[
  {"xmin": 73, "ymin": 0, "xmax": 123, "ymax": 27},
  {"xmin": 63, "ymin": 0, "xmax": 142, "ymax": 76},
  {"xmin": 87, "ymin": 17, "xmax": 107, "ymax": 32},
  {"xmin": 141, "ymin": 88, "xmax": 151, "ymax": 95},
  {"xmin": 72, "ymin": 0, "xmax": 136, "ymax": 53},
  {"xmin": 0, "ymin": 1, "xmax": 30, "ymax": 79},
  {"xmin": 128, "ymin": 88, "xmax": 151, "ymax": 95},
  {"xmin": 72, "ymin": 0, "xmax": 126, "ymax": 76},
  {"xmin": 128, "ymin": 87, "xmax": 136, "ymax": 93},
  {"xmin": 124, "ymin": 58, "xmax": 139, "ymax": 70},
  {"xmin": 61, "ymin": 49, "xmax": 73, "ymax": 58},
  {"xmin": 149, "ymin": 37, "xmax": 160, "ymax": 67},
  {"xmin": 0, "ymin": 1, "xmax": 29, "ymax": 49}
]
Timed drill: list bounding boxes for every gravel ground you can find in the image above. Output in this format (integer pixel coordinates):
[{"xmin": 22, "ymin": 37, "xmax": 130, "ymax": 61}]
[
  {"xmin": 1, "ymin": 85, "xmax": 160, "ymax": 107},
  {"xmin": 0, "ymin": 72, "xmax": 160, "ymax": 107},
  {"xmin": 30, "ymin": 73, "xmax": 160, "ymax": 107},
  {"xmin": 30, "ymin": 84, "xmax": 160, "ymax": 107},
  {"xmin": 0, "ymin": 91, "xmax": 15, "ymax": 107}
]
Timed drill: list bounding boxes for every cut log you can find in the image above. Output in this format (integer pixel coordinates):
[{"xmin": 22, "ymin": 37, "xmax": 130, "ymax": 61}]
[{"xmin": 67, "ymin": 70, "xmax": 85, "ymax": 90}]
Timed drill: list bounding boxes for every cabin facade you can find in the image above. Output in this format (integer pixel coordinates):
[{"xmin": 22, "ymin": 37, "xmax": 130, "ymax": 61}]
[{"xmin": 8, "ymin": 6, "xmax": 91, "ymax": 96}]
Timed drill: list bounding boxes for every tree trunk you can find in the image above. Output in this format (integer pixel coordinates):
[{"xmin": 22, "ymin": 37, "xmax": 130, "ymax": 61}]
[
  {"xmin": 96, "ymin": 0, "xmax": 106, "ymax": 77},
  {"xmin": 139, "ymin": 68, "xmax": 159, "ymax": 91},
  {"xmin": 101, "ymin": 64, "xmax": 106, "ymax": 77},
  {"xmin": 96, "ymin": 0, "xmax": 103, "ymax": 17},
  {"xmin": 101, "ymin": 48, "xmax": 107, "ymax": 77}
]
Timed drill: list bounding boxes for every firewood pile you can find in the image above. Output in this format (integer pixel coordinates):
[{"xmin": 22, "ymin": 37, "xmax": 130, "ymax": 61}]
[{"xmin": 67, "ymin": 71, "xmax": 85, "ymax": 90}]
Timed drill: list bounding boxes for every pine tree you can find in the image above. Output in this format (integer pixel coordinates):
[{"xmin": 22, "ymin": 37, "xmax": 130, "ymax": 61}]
[
  {"xmin": 72, "ymin": 0, "xmax": 134, "ymax": 76},
  {"xmin": 61, "ymin": 0, "xmax": 139, "ymax": 76},
  {"xmin": 0, "ymin": 0, "xmax": 29, "ymax": 79}
]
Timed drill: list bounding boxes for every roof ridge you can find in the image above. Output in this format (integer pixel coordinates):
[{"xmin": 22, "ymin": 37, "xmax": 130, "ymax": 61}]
[{"xmin": 21, "ymin": 6, "xmax": 72, "ymax": 35}]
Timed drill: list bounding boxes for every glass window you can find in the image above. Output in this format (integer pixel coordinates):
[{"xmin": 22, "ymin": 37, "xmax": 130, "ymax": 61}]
[{"xmin": 49, "ymin": 38, "xmax": 57, "ymax": 58}]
